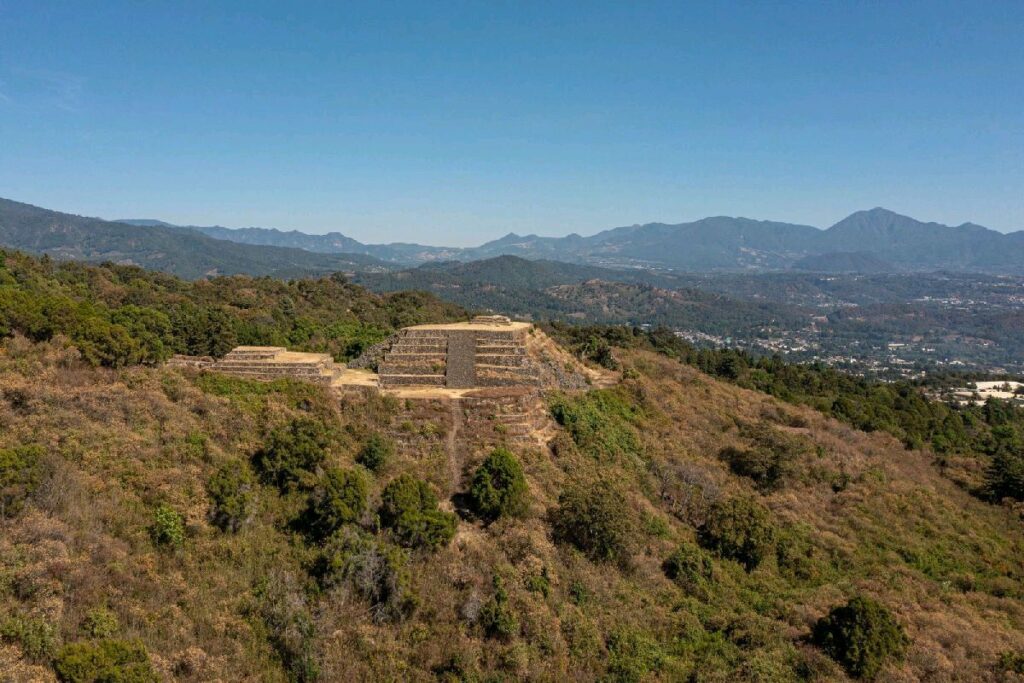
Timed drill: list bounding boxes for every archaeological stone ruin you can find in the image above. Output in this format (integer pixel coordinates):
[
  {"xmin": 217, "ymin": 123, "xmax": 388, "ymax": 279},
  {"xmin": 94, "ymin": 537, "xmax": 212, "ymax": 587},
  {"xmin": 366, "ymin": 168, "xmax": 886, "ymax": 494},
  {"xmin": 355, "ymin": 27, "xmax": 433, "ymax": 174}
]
[
  {"xmin": 166, "ymin": 315, "xmax": 604, "ymax": 446},
  {"xmin": 377, "ymin": 318, "xmax": 538, "ymax": 389}
]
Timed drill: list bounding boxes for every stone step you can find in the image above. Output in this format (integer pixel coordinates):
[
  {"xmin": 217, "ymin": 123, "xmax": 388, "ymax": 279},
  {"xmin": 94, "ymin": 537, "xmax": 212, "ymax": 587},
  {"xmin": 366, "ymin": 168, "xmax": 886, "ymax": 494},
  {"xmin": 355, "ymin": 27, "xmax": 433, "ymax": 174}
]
[
  {"xmin": 377, "ymin": 363, "xmax": 446, "ymax": 376},
  {"xmin": 474, "ymin": 354, "xmax": 528, "ymax": 367},
  {"xmin": 388, "ymin": 343, "xmax": 448, "ymax": 353},
  {"xmin": 214, "ymin": 362, "xmax": 332, "ymax": 372},
  {"xmin": 382, "ymin": 356, "xmax": 446, "ymax": 366},
  {"xmin": 379, "ymin": 374, "xmax": 446, "ymax": 386},
  {"xmin": 399, "ymin": 330, "xmax": 450, "ymax": 339}
]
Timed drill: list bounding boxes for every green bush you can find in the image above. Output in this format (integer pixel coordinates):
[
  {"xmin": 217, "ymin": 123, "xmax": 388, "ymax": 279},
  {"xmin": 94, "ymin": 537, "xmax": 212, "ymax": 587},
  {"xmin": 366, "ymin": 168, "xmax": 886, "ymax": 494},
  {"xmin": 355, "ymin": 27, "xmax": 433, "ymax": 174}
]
[
  {"xmin": 698, "ymin": 497, "xmax": 776, "ymax": 570},
  {"xmin": 80, "ymin": 607, "xmax": 120, "ymax": 639},
  {"xmin": 149, "ymin": 503, "xmax": 185, "ymax": 549},
  {"xmin": 253, "ymin": 418, "xmax": 330, "ymax": 490},
  {"xmin": 379, "ymin": 474, "xmax": 457, "ymax": 551},
  {"xmin": 0, "ymin": 613, "xmax": 57, "ymax": 663},
  {"xmin": 606, "ymin": 627, "xmax": 667, "ymax": 683},
  {"xmin": 722, "ymin": 423, "xmax": 809, "ymax": 492},
  {"xmin": 998, "ymin": 651, "xmax": 1024, "ymax": 674},
  {"xmin": 316, "ymin": 529, "xmax": 418, "ymax": 623},
  {"xmin": 302, "ymin": 467, "xmax": 368, "ymax": 541},
  {"xmin": 355, "ymin": 433, "xmax": 394, "ymax": 473},
  {"xmin": 478, "ymin": 576, "xmax": 519, "ymax": 640},
  {"xmin": 53, "ymin": 638, "xmax": 157, "ymax": 683},
  {"xmin": 550, "ymin": 479, "xmax": 634, "ymax": 566},
  {"xmin": 206, "ymin": 461, "xmax": 257, "ymax": 532},
  {"xmin": 986, "ymin": 450, "xmax": 1024, "ymax": 501},
  {"xmin": 0, "ymin": 444, "xmax": 46, "ymax": 518},
  {"xmin": 812, "ymin": 596, "xmax": 908, "ymax": 680},
  {"xmin": 549, "ymin": 389, "xmax": 643, "ymax": 463},
  {"xmin": 467, "ymin": 448, "xmax": 528, "ymax": 522},
  {"xmin": 662, "ymin": 543, "xmax": 714, "ymax": 595}
]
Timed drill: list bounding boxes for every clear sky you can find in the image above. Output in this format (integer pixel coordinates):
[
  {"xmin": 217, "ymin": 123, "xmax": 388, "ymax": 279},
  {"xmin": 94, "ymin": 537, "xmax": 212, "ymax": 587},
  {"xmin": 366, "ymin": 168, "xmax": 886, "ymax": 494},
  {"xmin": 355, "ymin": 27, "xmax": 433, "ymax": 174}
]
[{"xmin": 1, "ymin": 1, "xmax": 1022, "ymax": 245}]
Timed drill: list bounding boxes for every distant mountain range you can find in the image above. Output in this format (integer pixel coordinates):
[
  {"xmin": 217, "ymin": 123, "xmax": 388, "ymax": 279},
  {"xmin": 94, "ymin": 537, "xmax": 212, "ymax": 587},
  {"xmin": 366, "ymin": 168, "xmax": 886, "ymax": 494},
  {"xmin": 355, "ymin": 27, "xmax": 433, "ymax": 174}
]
[
  {"xmin": 0, "ymin": 198, "xmax": 387, "ymax": 279},
  {"xmin": 119, "ymin": 207, "xmax": 1024, "ymax": 274},
  {"xmin": 1, "ymin": 196, "xmax": 1021, "ymax": 278}
]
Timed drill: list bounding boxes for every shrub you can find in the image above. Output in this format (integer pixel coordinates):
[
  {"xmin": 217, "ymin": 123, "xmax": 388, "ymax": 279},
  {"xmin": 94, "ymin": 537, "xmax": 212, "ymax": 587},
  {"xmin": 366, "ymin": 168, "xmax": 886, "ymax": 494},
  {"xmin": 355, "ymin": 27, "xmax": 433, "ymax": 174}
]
[
  {"xmin": 253, "ymin": 418, "xmax": 330, "ymax": 490},
  {"xmin": 550, "ymin": 479, "xmax": 634, "ymax": 566},
  {"xmin": 80, "ymin": 607, "xmax": 120, "ymax": 639},
  {"xmin": 606, "ymin": 627, "xmax": 667, "ymax": 683},
  {"xmin": 478, "ymin": 576, "xmax": 519, "ymax": 640},
  {"xmin": 316, "ymin": 528, "xmax": 418, "ymax": 623},
  {"xmin": 206, "ymin": 461, "xmax": 257, "ymax": 532},
  {"xmin": 355, "ymin": 433, "xmax": 394, "ymax": 473},
  {"xmin": 379, "ymin": 474, "xmax": 457, "ymax": 551},
  {"xmin": 150, "ymin": 504, "xmax": 185, "ymax": 549},
  {"xmin": 0, "ymin": 444, "xmax": 46, "ymax": 518},
  {"xmin": 998, "ymin": 651, "xmax": 1024, "ymax": 674},
  {"xmin": 0, "ymin": 613, "xmax": 57, "ymax": 663},
  {"xmin": 467, "ymin": 448, "xmax": 528, "ymax": 522},
  {"xmin": 252, "ymin": 571, "xmax": 319, "ymax": 682},
  {"xmin": 302, "ymin": 467, "xmax": 368, "ymax": 541},
  {"xmin": 722, "ymin": 423, "xmax": 809, "ymax": 492},
  {"xmin": 662, "ymin": 543, "xmax": 714, "ymax": 595},
  {"xmin": 812, "ymin": 596, "xmax": 908, "ymax": 680},
  {"xmin": 986, "ymin": 450, "xmax": 1024, "ymax": 502},
  {"xmin": 549, "ymin": 389, "xmax": 643, "ymax": 463},
  {"xmin": 53, "ymin": 638, "xmax": 157, "ymax": 683},
  {"xmin": 698, "ymin": 497, "xmax": 776, "ymax": 570}
]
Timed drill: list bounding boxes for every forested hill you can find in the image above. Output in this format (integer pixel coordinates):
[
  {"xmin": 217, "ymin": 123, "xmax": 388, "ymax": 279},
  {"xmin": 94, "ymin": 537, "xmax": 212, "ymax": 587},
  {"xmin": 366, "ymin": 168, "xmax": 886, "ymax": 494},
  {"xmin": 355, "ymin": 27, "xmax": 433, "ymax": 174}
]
[
  {"xmin": 0, "ymin": 198, "xmax": 388, "ymax": 279},
  {"xmin": 3, "ymin": 247, "xmax": 1024, "ymax": 680},
  {"xmin": 355, "ymin": 256, "xmax": 806, "ymax": 335},
  {"xmin": 0, "ymin": 248, "xmax": 464, "ymax": 366}
]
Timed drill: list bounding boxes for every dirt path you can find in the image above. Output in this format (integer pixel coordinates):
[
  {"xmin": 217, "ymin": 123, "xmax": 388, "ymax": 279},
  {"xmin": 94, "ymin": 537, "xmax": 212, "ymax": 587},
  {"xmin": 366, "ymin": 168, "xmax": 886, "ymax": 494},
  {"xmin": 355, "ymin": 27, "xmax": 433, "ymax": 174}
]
[{"xmin": 447, "ymin": 397, "xmax": 463, "ymax": 494}]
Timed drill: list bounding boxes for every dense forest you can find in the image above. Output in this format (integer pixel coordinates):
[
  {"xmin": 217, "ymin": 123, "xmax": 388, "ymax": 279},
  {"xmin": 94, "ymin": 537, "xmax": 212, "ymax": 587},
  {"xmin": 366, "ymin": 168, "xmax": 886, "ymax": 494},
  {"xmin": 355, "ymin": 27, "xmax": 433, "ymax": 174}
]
[{"xmin": 0, "ymin": 249, "xmax": 464, "ymax": 367}]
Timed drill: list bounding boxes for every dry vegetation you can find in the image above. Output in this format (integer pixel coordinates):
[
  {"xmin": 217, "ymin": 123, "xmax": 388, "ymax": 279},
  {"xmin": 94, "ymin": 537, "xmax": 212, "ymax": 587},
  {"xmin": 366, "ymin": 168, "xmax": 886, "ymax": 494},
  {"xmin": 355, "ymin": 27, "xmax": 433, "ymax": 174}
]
[{"xmin": 1, "ymin": 335, "xmax": 1023, "ymax": 682}]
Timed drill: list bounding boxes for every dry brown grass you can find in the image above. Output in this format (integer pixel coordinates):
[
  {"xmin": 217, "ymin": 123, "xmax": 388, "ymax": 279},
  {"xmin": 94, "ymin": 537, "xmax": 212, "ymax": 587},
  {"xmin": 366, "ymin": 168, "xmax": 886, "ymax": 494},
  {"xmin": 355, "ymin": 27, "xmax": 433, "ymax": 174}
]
[{"xmin": 1, "ymin": 338, "xmax": 1023, "ymax": 681}]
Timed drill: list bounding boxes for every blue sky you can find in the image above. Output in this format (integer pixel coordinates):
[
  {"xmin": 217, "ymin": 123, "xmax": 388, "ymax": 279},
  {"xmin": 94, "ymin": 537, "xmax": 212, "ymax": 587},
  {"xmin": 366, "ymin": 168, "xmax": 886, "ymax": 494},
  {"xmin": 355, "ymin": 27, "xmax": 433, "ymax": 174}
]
[{"xmin": 1, "ymin": 1, "xmax": 1022, "ymax": 245}]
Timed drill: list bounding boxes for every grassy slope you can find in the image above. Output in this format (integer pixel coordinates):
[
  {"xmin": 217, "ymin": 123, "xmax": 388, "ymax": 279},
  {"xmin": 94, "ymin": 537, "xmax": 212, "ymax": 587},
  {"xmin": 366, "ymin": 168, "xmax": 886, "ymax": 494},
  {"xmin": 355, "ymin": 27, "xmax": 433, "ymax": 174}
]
[{"xmin": 1, "ymin": 339, "xmax": 1022, "ymax": 681}]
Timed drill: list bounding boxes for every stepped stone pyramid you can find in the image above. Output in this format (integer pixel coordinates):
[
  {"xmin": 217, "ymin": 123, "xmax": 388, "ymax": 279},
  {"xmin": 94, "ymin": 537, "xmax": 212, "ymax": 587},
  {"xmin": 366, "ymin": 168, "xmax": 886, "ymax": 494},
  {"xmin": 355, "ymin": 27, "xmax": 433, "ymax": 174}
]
[{"xmin": 378, "ymin": 317, "xmax": 539, "ymax": 389}]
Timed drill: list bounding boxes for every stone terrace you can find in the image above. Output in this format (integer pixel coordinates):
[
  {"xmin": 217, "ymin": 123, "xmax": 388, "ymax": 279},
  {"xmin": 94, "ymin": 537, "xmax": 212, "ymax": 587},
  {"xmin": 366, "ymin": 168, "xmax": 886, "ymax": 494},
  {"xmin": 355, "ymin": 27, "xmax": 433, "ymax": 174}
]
[
  {"xmin": 168, "ymin": 346, "xmax": 341, "ymax": 385},
  {"xmin": 378, "ymin": 320, "xmax": 538, "ymax": 389}
]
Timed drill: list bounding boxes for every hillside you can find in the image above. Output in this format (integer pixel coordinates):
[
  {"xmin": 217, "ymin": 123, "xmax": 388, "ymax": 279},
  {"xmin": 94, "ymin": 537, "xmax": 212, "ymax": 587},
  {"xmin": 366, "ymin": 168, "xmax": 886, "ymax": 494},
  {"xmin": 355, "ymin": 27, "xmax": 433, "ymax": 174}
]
[
  {"xmin": 2, "ymin": 336, "xmax": 1024, "ymax": 680},
  {"xmin": 2, "ymin": 252, "xmax": 1024, "ymax": 680},
  {"xmin": 0, "ymin": 198, "xmax": 388, "ymax": 279},
  {"xmin": 356, "ymin": 256, "xmax": 805, "ymax": 336}
]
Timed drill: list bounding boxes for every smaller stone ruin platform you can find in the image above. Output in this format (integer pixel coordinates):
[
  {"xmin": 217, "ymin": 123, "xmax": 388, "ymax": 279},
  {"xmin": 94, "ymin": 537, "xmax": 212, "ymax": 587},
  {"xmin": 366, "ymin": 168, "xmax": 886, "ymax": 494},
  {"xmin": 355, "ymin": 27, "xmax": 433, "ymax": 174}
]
[{"xmin": 167, "ymin": 346, "xmax": 342, "ymax": 385}]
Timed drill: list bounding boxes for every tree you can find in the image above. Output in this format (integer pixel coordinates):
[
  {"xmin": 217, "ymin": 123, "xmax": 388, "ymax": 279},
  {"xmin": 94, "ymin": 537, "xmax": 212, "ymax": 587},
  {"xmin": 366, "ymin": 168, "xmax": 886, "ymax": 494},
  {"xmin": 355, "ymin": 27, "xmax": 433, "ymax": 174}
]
[
  {"xmin": 550, "ymin": 479, "xmax": 634, "ymax": 566},
  {"xmin": 253, "ymin": 418, "xmax": 329, "ymax": 490},
  {"xmin": 206, "ymin": 461, "xmax": 257, "ymax": 532},
  {"xmin": 467, "ymin": 448, "xmax": 528, "ymax": 522},
  {"xmin": 379, "ymin": 474, "xmax": 457, "ymax": 551},
  {"xmin": 302, "ymin": 467, "xmax": 368, "ymax": 540},
  {"xmin": 315, "ymin": 528, "xmax": 418, "ymax": 623},
  {"xmin": 812, "ymin": 596, "xmax": 908, "ymax": 679},
  {"xmin": 698, "ymin": 497, "xmax": 776, "ymax": 570},
  {"xmin": 355, "ymin": 433, "xmax": 394, "ymax": 473},
  {"xmin": 986, "ymin": 450, "xmax": 1024, "ymax": 502}
]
